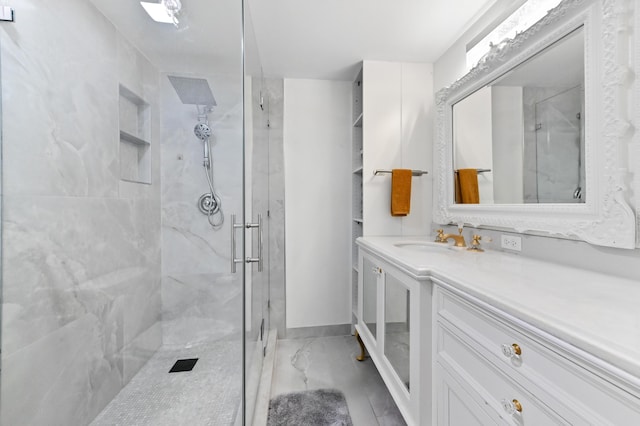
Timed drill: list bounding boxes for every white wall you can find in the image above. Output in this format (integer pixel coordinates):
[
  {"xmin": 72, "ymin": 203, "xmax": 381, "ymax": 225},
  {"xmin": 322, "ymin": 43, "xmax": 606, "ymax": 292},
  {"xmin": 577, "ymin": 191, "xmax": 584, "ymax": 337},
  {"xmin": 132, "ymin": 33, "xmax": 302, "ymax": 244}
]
[
  {"xmin": 400, "ymin": 63, "xmax": 434, "ymax": 235},
  {"xmin": 283, "ymin": 79, "xmax": 352, "ymax": 328},
  {"xmin": 362, "ymin": 61, "xmax": 433, "ymax": 236}
]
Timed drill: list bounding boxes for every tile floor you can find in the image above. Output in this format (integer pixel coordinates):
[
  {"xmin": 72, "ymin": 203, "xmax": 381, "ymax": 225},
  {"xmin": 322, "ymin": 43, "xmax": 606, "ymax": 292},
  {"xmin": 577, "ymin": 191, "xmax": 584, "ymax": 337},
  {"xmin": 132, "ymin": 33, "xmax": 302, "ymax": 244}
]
[
  {"xmin": 90, "ymin": 334, "xmax": 405, "ymax": 426},
  {"xmin": 270, "ymin": 334, "xmax": 407, "ymax": 426},
  {"xmin": 91, "ymin": 340, "xmax": 242, "ymax": 426}
]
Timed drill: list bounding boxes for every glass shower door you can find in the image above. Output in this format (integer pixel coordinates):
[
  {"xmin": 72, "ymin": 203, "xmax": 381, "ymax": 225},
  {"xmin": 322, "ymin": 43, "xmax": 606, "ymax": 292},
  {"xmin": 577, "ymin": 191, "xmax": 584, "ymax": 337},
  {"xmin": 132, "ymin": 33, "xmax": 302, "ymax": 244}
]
[
  {"xmin": 243, "ymin": 4, "xmax": 270, "ymax": 423},
  {"xmin": 0, "ymin": 0, "xmax": 258, "ymax": 425}
]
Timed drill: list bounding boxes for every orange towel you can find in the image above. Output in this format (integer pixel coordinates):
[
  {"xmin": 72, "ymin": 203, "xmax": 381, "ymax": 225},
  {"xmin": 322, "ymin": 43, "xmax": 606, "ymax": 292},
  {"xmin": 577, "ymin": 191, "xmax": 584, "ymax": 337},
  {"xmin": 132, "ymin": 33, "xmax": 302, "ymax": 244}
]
[
  {"xmin": 391, "ymin": 169, "xmax": 412, "ymax": 216},
  {"xmin": 454, "ymin": 173, "xmax": 462, "ymax": 204},
  {"xmin": 456, "ymin": 169, "xmax": 480, "ymax": 204}
]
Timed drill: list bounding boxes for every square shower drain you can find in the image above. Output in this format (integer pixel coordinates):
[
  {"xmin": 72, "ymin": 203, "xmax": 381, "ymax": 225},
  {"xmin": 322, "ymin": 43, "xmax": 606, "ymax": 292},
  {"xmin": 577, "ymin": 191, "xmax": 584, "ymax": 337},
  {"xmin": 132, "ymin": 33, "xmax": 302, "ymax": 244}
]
[{"xmin": 169, "ymin": 358, "xmax": 199, "ymax": 373}]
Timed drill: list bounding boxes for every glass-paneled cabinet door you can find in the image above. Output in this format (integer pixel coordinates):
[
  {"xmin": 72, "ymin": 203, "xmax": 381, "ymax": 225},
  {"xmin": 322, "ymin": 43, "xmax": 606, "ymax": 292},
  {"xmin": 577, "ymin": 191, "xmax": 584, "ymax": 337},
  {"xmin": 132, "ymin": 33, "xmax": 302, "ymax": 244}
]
[
  {"xmin": 384, "ymin": 273, "xmax": 410, "ymax": 391},
  {"xmin": 362, "ymin": 256, "xmax": 379, "ymax": 341}
]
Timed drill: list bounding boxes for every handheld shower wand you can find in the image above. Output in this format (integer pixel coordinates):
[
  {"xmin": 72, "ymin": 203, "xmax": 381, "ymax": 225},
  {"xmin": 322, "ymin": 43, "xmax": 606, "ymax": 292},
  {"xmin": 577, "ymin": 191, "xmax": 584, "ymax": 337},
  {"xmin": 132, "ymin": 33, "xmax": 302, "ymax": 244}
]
[
  {"xmin": 193, "ymin": 120, "xmax": 224, "ymax": 229},
  {"xmin": 194, "ymin": 122, "xmax": 212, "ymax": 168}
]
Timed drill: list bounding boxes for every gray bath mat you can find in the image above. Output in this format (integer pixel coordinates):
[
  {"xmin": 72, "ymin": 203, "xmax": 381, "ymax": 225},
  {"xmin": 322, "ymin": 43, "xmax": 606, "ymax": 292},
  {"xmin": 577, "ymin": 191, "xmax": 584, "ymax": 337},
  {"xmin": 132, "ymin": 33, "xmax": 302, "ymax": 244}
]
[{"xmin": 267, "ymin": 389, "xmax": 353, "ymax": 426}]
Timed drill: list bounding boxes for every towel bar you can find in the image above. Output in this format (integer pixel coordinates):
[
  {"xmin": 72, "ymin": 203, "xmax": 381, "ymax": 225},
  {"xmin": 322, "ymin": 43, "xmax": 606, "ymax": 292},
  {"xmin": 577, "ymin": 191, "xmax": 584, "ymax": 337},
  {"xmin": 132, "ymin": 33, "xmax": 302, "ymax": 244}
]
[
  {"xmin": 373, "ymin": 169, "xmax": 428, "ymax": 176},
  {"xmin": 454, "ymin": 169, "xmax": 491, "ymax": 174}
]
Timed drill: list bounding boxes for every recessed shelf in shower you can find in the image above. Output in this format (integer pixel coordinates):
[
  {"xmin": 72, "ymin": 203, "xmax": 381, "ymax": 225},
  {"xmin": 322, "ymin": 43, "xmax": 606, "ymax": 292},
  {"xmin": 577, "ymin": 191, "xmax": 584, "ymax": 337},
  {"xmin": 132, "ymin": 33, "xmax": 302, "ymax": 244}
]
[{"xmin": 119, "ymin": 85, "xmax": 152, "ymax": 184}]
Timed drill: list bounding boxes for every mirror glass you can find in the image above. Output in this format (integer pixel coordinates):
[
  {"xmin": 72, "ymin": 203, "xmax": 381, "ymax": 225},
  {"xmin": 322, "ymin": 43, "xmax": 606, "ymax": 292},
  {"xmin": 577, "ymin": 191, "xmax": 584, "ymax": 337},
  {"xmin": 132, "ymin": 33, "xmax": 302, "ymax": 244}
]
[
  {"xmin": 452, "ymin": 26, "xmax": 584, "ymax": 204},
  {"xmin": 362, "ymin": 257, "xmax": 378, "ymax": 339},
  {"xmin": 384, "ymin": 275, "xmax": 410, "ymax": 392}
]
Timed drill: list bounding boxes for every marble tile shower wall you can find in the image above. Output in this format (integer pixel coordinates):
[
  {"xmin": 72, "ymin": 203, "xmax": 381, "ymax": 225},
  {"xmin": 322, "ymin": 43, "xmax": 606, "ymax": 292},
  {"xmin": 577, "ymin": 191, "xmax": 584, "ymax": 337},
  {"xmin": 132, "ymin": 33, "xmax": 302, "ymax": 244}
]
[
  {"xmin": 0, "ymin": 2, "xmax": 162, "ymax": 426},
  {"xmin": 265, "ymin": 79, "xmax": 286, "ymax": 337},
  {"xmin": 160, "ymin": 73, "xmax": 243, "ymax": 347},
  {"xmin": 249, "ymin": 76, "xmax": 270, "ymax": 337}
]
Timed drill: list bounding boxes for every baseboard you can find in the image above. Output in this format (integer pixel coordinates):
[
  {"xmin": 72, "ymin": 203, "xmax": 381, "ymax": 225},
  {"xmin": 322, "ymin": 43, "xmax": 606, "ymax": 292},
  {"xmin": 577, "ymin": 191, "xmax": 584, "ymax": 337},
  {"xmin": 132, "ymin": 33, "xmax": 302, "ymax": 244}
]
[
  {"xmin": 284, "ymin": 323, "xmax": 352, "ymax": 339},
  {"xmin": 251, "ymin": 329, "xmax": 278, "ymax": 426}
]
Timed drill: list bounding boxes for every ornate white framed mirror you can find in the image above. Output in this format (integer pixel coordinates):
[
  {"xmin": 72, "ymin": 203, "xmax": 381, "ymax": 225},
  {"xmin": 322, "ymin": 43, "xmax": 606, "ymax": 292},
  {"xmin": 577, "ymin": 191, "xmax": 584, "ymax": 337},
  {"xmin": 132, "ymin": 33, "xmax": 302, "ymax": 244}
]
[{"xmin": 434, "ymin": 0, "xmax": 637, "ymax": 248}]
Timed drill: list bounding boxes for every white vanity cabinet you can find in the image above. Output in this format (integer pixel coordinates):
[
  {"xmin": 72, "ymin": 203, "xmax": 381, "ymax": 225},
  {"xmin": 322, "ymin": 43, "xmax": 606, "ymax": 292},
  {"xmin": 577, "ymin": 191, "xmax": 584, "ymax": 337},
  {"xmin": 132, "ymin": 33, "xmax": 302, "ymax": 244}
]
[
  {"xmin": 357, "ymin": 248, "xmax": 432, "ymax": 426},
  {"xmin": 357, "ymin": 236, "xmax": 640, "ymax": 426},
  {"xmin": 433, "ymin": 284, "xmax": 640, "ymax": 425}
]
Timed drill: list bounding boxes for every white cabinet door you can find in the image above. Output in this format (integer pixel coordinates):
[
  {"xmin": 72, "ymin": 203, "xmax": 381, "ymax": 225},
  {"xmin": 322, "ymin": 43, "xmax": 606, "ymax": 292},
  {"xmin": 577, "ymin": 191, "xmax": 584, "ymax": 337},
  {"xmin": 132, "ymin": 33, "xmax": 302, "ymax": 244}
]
[
  {"xmin": 361, "ymin": 254, "xmax": 381, "ymax": 344},
  {"xmin": 435, "ymin": 362, "xmax": 500, "ymax": 426},
  {"xmin": 358, "ymin": 249, "xmax": 433, "ymax": 425}
]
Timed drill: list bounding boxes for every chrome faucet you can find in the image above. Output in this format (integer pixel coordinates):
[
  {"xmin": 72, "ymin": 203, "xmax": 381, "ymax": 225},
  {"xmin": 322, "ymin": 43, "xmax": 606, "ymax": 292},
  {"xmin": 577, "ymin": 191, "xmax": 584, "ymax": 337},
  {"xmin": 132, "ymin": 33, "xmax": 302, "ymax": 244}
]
[{"xmin": 435, "ymin": 227, "xmax": 467, "ymax": 248}]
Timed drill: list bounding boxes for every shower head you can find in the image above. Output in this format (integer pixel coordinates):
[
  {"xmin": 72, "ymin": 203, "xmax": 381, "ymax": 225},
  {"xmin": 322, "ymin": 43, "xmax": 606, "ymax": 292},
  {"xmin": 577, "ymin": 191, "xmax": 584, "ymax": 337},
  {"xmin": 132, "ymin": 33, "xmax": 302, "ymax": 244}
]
[
  {"xmin": 194, "ymin": 122, "xmax": 212, "ymax": 141},
  {"xmin": 168, "ymin": 75, "xmax": 217, "ymax": 108}
]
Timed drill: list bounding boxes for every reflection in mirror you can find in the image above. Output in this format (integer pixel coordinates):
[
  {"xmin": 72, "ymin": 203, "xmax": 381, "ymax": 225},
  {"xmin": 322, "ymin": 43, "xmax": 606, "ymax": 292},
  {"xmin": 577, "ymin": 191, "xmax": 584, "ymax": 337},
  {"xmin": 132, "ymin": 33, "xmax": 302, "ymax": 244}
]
[
  {"xmin": 384, "ymin": 275, "xmax": 410, "ymax": 392},
  {"xmin": 453, "ymin": 26, "xmax": 584, "ymax": 204}
]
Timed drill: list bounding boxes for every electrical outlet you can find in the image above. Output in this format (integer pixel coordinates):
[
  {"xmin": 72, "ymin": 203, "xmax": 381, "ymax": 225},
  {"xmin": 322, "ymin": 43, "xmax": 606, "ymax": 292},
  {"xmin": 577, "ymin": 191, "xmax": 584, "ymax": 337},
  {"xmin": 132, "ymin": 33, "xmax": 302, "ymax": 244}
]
[{"xmin": 501, "ymin": 235, "xmax": 522, "ymax": 252}]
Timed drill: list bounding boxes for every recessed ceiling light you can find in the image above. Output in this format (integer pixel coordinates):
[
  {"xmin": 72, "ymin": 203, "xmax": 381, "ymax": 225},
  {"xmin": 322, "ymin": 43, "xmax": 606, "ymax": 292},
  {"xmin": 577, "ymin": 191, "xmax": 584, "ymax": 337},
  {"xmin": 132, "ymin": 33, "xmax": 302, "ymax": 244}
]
[{"xmin": 140, "ymin": 1, "xmax": 180, "ymax": 25}]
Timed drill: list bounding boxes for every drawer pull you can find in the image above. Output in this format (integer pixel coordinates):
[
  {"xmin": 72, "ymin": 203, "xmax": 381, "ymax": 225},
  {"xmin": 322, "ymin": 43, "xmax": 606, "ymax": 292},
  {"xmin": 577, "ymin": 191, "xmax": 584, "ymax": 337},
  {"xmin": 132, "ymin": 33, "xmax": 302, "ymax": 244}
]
[
  {"xmin": 501, "ymin": 398, "xmax": 523, "ymax": 415},
  {"xmin": 501, "ymin": 343, "xmax": 522, "ymax": 358}
]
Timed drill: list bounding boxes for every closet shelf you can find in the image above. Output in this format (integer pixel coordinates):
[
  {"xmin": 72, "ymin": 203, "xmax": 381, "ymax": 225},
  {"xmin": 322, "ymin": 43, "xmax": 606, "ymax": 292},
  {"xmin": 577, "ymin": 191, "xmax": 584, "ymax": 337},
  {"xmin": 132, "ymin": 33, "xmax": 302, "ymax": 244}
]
[
  {"xmin": 353, "ymin": 218, "xmax": 363, "ymax": 224},
  {"xmin": 353, "ymin": 166, "xmax": 363, "ymax": 174},
  {"xmin": 353, "ymin": 113, "xmax": 363, "ymax": 128}
]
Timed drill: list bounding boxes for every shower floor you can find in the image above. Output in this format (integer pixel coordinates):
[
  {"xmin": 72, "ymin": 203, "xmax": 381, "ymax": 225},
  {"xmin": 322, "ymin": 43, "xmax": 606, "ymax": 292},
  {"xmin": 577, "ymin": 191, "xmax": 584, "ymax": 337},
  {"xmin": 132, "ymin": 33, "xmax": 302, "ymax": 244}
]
[{"xmin": 91, "ymin": 340, "xmax": 242, "ymax": 426}]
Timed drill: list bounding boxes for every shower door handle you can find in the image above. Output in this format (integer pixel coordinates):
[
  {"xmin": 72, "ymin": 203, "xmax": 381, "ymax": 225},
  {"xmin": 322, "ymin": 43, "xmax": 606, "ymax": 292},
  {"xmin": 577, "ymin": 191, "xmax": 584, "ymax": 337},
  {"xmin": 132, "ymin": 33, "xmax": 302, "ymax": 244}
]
[
  {"xmin": 230, "ymin": 214, "xmax": 244, "ymax": 273},
  {"xmin": 245, "ymin": 214, "xmax": 263, "ymax": 272}
]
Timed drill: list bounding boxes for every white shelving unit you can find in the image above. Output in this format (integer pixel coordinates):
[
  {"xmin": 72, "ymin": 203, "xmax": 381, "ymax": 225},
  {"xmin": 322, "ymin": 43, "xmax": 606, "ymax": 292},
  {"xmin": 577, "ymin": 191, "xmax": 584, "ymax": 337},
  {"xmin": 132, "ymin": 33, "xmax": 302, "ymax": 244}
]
[
  {"xmin": 350, "ymin": 61, "xmax": 432, "ymax": 329},
  {"xmin": 351, "ymin": 67, "xmax": 363, "ymax": 324}
]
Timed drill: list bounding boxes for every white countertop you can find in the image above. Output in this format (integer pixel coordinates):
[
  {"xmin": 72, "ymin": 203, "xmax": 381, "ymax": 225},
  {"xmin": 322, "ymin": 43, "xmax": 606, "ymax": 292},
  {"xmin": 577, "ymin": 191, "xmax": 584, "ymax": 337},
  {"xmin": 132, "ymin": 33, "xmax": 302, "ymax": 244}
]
[{"xmin": 357, "ymin": 236, "xmax": 640, "ymax": 384}]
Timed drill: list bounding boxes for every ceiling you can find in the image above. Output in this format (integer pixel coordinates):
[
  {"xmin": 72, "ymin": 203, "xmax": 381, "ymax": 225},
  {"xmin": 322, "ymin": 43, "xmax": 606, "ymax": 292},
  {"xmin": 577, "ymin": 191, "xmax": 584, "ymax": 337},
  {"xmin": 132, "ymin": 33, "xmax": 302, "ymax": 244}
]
[
  {"xmin": 91, "ymin": 0, "xmax": 244, "ymax": 75},
  {"xmin": 248, "ymin": 0, "xmax": 498, "ymax": 80},
  {"xmin": 91, "ymin": 0, "xmax": 497, "ymax": 80}
]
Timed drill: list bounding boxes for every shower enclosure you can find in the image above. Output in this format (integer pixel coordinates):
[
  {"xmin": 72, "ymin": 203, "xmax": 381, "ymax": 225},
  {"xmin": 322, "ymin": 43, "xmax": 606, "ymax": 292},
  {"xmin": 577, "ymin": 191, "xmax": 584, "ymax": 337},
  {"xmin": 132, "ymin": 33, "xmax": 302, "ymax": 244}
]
[
  {"xmin": 0, "ymin": 0, "xmax": 269, "ymax": 424},
  {"xmin": 524, "ymin": 85, "xmax": 585, "ymax": 203},
  {"xmin": 532, "ymin": 86, "xmax": 584, "ymax": 203}
]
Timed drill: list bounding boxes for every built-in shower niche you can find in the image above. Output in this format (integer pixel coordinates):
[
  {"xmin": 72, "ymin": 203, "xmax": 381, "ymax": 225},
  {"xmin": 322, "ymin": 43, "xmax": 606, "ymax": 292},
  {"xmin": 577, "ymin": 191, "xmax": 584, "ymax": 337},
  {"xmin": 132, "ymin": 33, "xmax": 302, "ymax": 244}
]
[{"xmin": 119, "ymin": 84, "xmax": 151, "ymax": 184}]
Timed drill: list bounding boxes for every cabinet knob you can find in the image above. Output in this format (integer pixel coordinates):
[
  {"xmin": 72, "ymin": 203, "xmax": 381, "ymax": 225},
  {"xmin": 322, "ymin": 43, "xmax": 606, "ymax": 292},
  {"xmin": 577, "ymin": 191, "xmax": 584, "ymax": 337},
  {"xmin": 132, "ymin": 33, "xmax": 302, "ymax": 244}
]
[
  {"xmin": 501, "ymin": 343, "xmax": 522, "ymax": 358},
  {"xmin": 501, "ymin": 398, "xmax": 523, "ymax": 415}
]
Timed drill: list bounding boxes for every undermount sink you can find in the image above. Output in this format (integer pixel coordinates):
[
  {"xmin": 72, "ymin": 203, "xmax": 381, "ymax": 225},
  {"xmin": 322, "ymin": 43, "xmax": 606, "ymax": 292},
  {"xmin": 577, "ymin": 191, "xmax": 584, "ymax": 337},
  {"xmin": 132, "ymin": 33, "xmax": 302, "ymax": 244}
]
[{"xmin": 393, "ymin": 241, "xmax": 455, "ymax": 252}]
